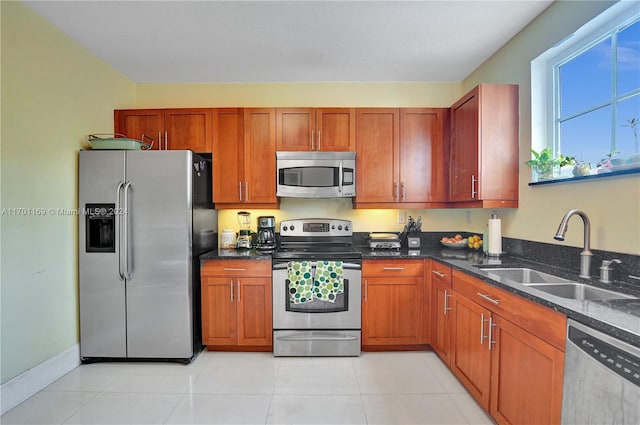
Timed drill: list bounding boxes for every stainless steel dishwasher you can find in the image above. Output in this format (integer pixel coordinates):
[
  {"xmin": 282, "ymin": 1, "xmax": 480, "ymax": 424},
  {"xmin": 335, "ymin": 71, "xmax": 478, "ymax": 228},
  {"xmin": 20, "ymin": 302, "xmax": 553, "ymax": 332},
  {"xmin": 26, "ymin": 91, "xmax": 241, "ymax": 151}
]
[{"xmin": 562, "ymin": 319, "xmax": 640, "ymax": 424}]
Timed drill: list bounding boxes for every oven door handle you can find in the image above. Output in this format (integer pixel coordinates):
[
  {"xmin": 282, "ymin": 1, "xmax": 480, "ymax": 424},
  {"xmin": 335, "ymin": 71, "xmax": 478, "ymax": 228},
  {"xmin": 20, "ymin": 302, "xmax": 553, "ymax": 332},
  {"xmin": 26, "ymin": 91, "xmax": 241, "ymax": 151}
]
[
  {"xmin": 273, "ymin": 262, "xmax": 361, "ymax": 270},
  {"xmin": 276, "ymin": 335, "xmax": 359, "ymax": 342}
]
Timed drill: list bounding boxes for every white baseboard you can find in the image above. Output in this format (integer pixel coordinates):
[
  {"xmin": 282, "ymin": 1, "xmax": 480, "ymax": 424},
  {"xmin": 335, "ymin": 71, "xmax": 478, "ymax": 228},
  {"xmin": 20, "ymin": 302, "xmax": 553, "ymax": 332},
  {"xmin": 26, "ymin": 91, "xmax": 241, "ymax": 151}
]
[{"xmin": 1, "ymin": 344, "xmax": 80, "ymax": 415}]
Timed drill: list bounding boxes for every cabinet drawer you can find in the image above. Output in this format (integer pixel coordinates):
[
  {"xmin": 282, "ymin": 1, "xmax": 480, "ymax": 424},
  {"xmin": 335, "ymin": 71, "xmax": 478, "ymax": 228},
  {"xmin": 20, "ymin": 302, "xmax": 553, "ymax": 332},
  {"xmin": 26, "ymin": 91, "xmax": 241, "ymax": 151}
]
[
  {"xmin": 452, "ymin": 270, "xmax": 566, "ymax": 351},
  {"xmin": 363, "ymin": 259, "xmax": 424, "ymax": 277},
  {"xmin": 430, "ymin": 261, "xmax": 452, "ymax": 287},
  {"xmin": 201, "ymin": 259, "xmax": 271, "ymax": 277}
]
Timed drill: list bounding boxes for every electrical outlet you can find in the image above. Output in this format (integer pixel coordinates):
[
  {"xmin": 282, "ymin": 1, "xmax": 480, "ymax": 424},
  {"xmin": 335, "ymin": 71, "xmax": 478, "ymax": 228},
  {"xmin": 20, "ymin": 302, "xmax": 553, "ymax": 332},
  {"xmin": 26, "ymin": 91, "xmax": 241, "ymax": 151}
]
[
  {"xmin": 398, "ymin": 210, "xmax": 406, "ymax": 224},
  {"xmin": 466, "ymin": 210, "xmax": 472, "ymax": 224}
]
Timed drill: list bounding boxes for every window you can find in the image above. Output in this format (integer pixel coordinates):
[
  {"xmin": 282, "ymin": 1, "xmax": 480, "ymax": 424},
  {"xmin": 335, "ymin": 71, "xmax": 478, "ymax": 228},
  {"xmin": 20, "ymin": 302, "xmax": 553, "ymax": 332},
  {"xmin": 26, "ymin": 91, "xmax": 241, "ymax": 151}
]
[{"xmin": 531, "ymin": 2, "xmax": 640, "ymax": 182}]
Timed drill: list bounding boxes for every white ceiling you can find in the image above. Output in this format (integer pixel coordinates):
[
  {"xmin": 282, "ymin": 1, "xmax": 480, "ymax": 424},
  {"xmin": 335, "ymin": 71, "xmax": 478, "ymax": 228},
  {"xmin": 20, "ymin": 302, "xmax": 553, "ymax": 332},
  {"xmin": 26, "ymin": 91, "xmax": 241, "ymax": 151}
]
[{"xmin": 23, "ymin": 0, "xmax": 554, "ymax": 83}]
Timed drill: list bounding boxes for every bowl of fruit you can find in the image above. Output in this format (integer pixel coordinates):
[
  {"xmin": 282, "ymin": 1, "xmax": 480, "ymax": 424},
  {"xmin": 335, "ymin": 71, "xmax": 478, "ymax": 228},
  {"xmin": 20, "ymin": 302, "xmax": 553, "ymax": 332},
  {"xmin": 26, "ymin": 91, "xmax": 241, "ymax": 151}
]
[
  {"xmin": 467, "ymin": 235, "xmax": 483, "ymax": 250},
  {"xmin": 440, "ymin": 234, "xmax": 468, "ymax": 250}
]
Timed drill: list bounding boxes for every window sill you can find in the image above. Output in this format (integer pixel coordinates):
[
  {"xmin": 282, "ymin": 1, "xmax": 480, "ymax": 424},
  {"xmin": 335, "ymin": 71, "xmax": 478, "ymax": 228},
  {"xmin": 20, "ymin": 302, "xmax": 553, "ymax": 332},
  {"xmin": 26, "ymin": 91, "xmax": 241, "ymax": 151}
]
[{"xmin": 528, "ymin": 166, "xmax": 640, "ymax": 186}]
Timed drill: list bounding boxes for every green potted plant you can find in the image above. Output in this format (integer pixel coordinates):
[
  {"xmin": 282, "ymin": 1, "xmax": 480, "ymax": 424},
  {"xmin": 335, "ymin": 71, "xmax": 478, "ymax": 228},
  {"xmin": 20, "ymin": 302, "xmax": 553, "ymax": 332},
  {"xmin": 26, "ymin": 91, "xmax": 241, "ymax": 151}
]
[{"xmin": 525, "ymin": 148, "xmax": 562, "ymax": 181}]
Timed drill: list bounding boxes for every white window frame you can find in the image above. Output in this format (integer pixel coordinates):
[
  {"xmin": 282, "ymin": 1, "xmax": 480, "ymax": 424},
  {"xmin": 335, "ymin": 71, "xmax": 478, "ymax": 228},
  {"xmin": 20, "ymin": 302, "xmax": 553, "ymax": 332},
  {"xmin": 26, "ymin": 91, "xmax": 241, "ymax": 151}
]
[{"xmin": 531, "ymin": 1, "xmax": 640, "ymax": 180}]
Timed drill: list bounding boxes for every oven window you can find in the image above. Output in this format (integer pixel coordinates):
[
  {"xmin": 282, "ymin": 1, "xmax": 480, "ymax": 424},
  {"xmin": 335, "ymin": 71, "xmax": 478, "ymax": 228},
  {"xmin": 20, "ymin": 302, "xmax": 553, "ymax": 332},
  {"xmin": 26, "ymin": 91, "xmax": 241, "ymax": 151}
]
[
  {"xmin": 285, "ymin": 279, "xmax": 349, "ymax": 313},
  {"xmin": 280, "ymin": 167, "xmax": 337, "ymax": 187}
]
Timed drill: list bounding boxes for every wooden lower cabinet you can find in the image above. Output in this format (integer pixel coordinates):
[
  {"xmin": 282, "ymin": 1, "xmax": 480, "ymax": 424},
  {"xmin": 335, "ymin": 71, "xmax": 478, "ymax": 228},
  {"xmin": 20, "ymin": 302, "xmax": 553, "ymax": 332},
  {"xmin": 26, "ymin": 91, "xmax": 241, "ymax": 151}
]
[
  {"xmin": 430, "ymin": 261, "xmax": 453, "ymax": 366},
  {"xmin": 489, "ymin": 315, "xmax": 564, "ymax": 425},
  {"xmin": 201, "ymin": 259, "xmax": 272, "ymax": 349},
  {"xmin": 449, "ymin": 270, "xmax": 566, "ymax": 424},
  {"xmin": 451, "ymin": 292, "xmax": 492, "ymax": 407},
  {"xmin": 362, "ymin": 259, "xmax": 428, "ymax": 348}
]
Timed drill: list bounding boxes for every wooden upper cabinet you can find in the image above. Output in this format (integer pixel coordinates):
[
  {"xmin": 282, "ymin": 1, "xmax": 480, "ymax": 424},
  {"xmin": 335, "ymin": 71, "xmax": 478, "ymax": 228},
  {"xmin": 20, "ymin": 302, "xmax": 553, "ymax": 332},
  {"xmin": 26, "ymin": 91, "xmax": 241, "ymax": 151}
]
[
  {"xmin": 355, "ymin": 108, "xmax": 448, "ymax": 208},
  {"xmin": 317, "ymin": 108, "xmax": 356, "ymax": 151},
  {"xmin": 356, "ymin": 108, "xmax": 399, "ymax": 204},
  {"xmin": 449, "ymin": 84, "xmax": 519, "ymax": 208},
  {"xmin": 163, "ymin": 109, "xmax": 212, "ymax": 152},
  {"xmin": 213, "ymin": 108, "xmax": 244, "ymax": 204},
  {"xmin": 212, "ymin": 108, "xmax": 278, "ymax": 209},
  {"xmin": 276, "ymin": 108, "xmax": 355, "ymax": 151},
  {"xmin": 400, "ymin": 108, "xmax": 448, "ymax": 203},
  {"xmin": 114, "ymin": 109, "xmax": 164, "ymax": 149},
  {"xmin": 244, "ymin": 108, "xmax": 278, "ymax": 206},
  {"xmin": 114, "ymin": 108, "xmax": 213, "ymax": 153}
]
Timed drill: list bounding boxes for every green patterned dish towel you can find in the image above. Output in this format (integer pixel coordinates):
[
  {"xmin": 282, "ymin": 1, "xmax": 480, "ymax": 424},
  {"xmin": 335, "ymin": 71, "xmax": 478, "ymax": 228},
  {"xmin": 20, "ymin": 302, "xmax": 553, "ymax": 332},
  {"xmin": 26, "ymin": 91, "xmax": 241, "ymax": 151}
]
[
  {"xmin": 313, "ymin": 261, "xmax": 344, "ymax": 303},
  {"xmin": 287, "ymin": 261, "xmax": 314, "ymax": 304}
]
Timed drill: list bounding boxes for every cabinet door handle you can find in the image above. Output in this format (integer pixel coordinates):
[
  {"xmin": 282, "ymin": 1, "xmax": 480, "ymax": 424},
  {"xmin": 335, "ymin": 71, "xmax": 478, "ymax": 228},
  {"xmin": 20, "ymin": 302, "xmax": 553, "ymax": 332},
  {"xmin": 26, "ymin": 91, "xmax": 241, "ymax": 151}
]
[
  {"xmin": 394, "ymin": 182, "xmax": 399, "ymax": 201},
  {"xmin": 237, "ymin": 280, "xmax": 241, "ymax": 302},
  {"xmin": 318, "ymin": 131, "xmax": 321, "ymax": 151},
  {"xmin": 157, "ymin": 132, "xmax": 162, "ymax": 150},
  {"xmin": 488, "ymin": 317, "xmax": 497, "ymax": 350},
  {"xmin": 230, "ymin": 279, "xmax": 234, "ymax": 302},
  {"xmin": 401, "ymin": 182, "xmax": 406, "ymax": 200},
  {"xmin": 239, "ymin": 182, "xmax": 243, "ymax": 201},
  {"xmin": 364, "ymin": 279, "xmax": 368, "ymax": 301},
  {"xmin": 476, "ymin": 292, "xmax": 500, "ymax": 305},
  {"xmin": 224, "ymin": 268, "xmax": 246, "ymax": 271},
  {"xmin": 432, "ymin": 270, "xmax": 447, "ymax": 278},
  {"xmin": 471, "ymin": 175, "xmax": 477, "ymax": 199},
  {"xmin": 443, "ymin": 290, "xmax": 451, "ymax": 315},
  {"xmin": 164, "ymin": 131, "xmax": 168, "ymax": 150},
  {"xmin": 383, "ymin": 267, "xmax": 405, "ymax": 271},
  {"xmin": 480, "ymin": 313, "xmax": 489, "ymax": 344},
  {"xmin": 245, "ymin": 182, "xmax": 248, "ymax": 201}
]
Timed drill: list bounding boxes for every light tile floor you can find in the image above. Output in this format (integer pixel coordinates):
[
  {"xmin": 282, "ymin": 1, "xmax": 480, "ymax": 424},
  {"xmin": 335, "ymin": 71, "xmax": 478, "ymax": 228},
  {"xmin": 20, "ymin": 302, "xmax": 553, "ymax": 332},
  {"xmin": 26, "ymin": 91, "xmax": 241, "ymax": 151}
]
[{"xmin": 1, "ymin": 351, "xmax": 494, "ymax": 425}]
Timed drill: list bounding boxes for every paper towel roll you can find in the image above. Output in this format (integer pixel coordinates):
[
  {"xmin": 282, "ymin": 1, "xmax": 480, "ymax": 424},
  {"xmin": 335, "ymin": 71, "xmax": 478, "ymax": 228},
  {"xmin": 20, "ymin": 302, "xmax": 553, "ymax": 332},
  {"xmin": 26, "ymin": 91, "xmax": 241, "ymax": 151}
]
[{"xmin": 488, "ymin": 218, "xmax": 502, "ymax": 254}]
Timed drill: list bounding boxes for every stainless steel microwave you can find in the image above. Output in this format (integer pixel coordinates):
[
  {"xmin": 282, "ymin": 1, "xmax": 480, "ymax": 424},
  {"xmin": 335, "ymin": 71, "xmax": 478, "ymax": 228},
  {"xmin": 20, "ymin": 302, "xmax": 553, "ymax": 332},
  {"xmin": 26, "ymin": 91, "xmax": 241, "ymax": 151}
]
[{"xmin": 276, "ymin": 151, "xmax": 356, "ymax": 198}]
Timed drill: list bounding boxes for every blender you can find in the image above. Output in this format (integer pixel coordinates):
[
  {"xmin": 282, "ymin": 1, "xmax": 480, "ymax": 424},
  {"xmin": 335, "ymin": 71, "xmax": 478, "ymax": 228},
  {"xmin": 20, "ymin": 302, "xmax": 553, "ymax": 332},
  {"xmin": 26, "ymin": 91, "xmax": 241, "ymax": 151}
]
[{"xmin": 236, "ymin": 211, "xmax": 252, "ymax": 249}]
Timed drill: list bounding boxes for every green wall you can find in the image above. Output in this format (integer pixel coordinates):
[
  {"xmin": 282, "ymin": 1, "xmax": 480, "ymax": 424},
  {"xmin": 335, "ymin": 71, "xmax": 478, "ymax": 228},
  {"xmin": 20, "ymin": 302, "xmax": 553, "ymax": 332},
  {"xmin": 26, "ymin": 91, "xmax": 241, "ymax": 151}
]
[{"xmin": 1, "ymin": 1, "xmax": 135, "ymax": 383}]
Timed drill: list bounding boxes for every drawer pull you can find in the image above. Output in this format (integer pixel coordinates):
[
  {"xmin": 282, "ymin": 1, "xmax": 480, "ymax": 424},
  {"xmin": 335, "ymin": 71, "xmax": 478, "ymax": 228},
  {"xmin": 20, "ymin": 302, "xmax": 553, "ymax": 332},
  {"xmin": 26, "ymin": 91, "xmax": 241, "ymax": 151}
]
[
  {"xmin": 432, "ymin": 270, "xmax": 447, "ymax": 278},
  {"xmin": 383, "ymin": 267, "xmax": 405, "ymax": 271},
  {"xmin": 477, "ymin": 292, "xmax": 500, "ymax": 305},
  {"xmin": 224, "ymin": 268, "xmax": 246, "ymax": 271}
]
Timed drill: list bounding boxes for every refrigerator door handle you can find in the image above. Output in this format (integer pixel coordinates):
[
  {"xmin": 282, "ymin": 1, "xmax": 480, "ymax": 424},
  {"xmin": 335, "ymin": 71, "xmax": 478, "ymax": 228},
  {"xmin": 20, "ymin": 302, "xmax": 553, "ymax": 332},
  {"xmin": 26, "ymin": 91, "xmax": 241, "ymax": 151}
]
[
  {"xmin": 116, "ymin": 181, "xmax": 126, "ymax": 280},
  {"xmin": 123, "ymin": 181, "xmax": 133, "ymax": 280}
]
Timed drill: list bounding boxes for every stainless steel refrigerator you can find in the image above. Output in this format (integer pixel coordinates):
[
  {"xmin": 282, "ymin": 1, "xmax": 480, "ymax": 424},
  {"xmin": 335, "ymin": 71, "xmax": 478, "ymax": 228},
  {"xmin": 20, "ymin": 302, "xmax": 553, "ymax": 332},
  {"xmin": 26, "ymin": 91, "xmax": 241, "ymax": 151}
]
[{"xmin": 79, "ymin": 150, "xmax": 217, "ymax": 363}]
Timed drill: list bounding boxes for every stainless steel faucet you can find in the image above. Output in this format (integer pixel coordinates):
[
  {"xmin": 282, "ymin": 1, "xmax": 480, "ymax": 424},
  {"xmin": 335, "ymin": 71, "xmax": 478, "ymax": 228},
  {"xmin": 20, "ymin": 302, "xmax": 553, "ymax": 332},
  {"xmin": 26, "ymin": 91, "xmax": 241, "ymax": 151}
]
[{"xmin": 553, "ymin": 209, "xmax": 592, "ymax": 278}]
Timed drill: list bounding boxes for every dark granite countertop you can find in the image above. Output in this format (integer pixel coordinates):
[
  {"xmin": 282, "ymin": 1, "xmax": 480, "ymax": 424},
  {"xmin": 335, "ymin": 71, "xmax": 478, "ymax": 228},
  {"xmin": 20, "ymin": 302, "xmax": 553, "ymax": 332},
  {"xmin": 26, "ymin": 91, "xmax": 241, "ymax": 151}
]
[
  {"xmin": 198, "ymin": 244, "xmax": 640, "ymax": 348},
  {"xmin": 358, "ymin": 244, "xmax": 640, "ymax": 348},
  {"xmin": 199, "ymin": 249, "xmax": 272, "ymax": 261}
]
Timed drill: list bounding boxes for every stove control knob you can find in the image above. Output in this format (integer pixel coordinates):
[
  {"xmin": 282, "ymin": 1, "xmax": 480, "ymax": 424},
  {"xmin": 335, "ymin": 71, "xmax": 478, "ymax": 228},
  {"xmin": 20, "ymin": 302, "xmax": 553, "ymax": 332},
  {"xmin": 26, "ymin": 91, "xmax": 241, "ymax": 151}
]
[
  {"xmin": 338, "ymin": 225, "xmax": 343, "ymax": 231},
  {"xmin": 331, "ymin": 225, "xmax": 335, "ymax": 229},
  {"xmin": 283, "ymin": 226, "xmax": 288, "ymax": 232},
  {"xmin": 345, "ymin": 225, "xmax": 350, "ymax": 231},
  {"xmin": 290, "ymin": 225, "xmax": 295, "ymax": 231}
]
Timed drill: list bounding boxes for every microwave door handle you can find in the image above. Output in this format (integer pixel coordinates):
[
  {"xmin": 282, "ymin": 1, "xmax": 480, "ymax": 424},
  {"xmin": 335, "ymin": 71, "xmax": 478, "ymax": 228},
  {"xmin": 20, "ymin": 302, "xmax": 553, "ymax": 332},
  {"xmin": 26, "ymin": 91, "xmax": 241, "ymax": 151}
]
[{"xmin": 338, "ymin": 161, "xmax": 343, "ymax": 194}]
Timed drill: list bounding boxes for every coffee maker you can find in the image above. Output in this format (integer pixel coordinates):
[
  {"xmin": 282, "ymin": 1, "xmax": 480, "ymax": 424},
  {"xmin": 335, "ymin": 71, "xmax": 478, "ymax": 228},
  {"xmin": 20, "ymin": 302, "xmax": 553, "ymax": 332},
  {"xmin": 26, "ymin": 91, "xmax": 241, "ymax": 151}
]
[{"xmin": 255, "ymin": 216, "xmax": 276, "ymax": 251}]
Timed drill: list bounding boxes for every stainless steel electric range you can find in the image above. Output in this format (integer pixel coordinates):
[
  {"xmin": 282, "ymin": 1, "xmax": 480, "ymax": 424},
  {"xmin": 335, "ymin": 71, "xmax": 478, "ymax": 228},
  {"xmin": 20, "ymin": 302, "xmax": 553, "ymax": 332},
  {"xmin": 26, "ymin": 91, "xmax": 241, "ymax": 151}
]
[{"xmin": 272, "ymin": 218, "xmax": 362, "ymax": 356}]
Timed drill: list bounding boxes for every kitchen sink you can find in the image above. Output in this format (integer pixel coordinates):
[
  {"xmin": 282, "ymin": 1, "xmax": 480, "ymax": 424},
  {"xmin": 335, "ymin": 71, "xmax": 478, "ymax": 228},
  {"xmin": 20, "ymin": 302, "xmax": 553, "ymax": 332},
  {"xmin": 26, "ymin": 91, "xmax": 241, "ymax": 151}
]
[
  {"xmin": 523, "ymin": 283, "xmax": 638, "ymax": 301},
  {"xmin": 478, "ymin": 267, "xmax": 638, "ymax": 301},
  {"xmin": 479, "ymin": 268, "xmax": 572, "ymax": 284}
]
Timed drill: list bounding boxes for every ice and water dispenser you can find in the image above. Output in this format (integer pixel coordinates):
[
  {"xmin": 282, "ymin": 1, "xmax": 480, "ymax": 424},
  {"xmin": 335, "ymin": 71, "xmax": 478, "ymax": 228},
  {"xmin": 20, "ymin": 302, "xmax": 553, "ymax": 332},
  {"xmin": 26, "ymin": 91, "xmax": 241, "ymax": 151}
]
[{"xmin": 85, "ymin": 204, "xmax": 116, "ymax": 253}]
